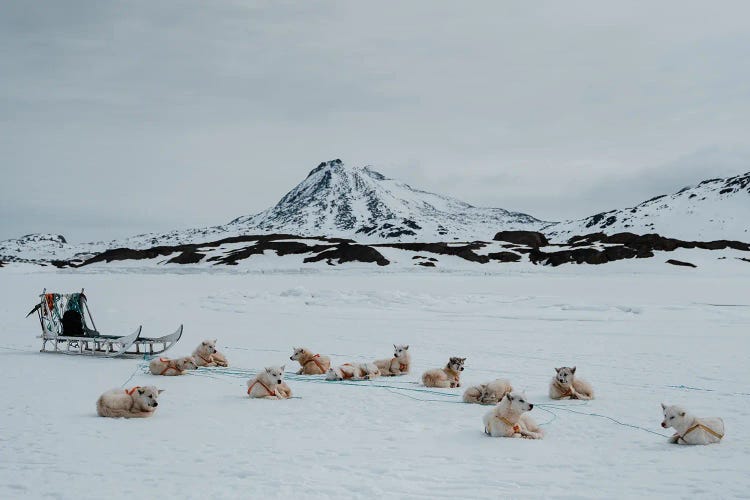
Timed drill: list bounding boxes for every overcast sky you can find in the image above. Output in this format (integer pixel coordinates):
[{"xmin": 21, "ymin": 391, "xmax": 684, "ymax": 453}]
[{"xmin": 2, "ymin": 1, "xmax": 749, "ymax": 242}]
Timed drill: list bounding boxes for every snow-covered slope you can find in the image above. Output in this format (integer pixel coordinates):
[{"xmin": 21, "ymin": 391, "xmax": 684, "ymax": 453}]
[
  {"xmin": 0, "ymin": 233, "xmax": 102, "ymax": 263},
  {"xmin": 545, "ymin": 172, "xmax": 750, "ymax": 242},
  {"xmin": 229, "ymin": 159, "xmax": 546, "ymax": 241}
]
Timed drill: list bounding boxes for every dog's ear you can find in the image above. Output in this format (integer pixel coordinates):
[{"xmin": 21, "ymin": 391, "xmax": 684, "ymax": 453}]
[
  {"xmin": 213, "ymin": 338, "xmax": 218, "ymax": 344},
  {"xmin": 138, "ymin": 388, "xmax": 144, "ymax": 395},
  {"xmin": 404, "ymin": 345, "xmax": 409, "ymax": 350},
  {"xmin": 571, "ymin": 366, "xmax": 577, "ymax": 374},
  {"xmin": 506, "ymin": 393, "xmax": 513, "ymax": 401},
  {"xmin": 158, "ymin": 389, "xmax": 165, "ymax": 394},
  {"xmin": 661, "ymin": 403, "xmax": 666, "ymax": 410},
  {"xmin": 280, "ymin": 364, "xmax": 285, "ymax": 371},
  {"xmin": 460, "ymin": 357, "xmax": 466, "ymax": 362},
  {"xmin": 265, "ymin": 367, "xmax": 272, "ymax": 373},
  {"xmin": 554, "ymin": 367, "xmax": 561, "ymax": 373},
  {"xmin": 393, "ymin": 344, "xmax": 397, "ymax": 350}
]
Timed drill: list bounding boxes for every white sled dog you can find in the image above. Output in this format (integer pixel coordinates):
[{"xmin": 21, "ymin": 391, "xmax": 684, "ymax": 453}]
[
  {"xmin": 247, "ymin": 366, "xmax": 292, "ymax": 400},
  {"xmin": 661, "ymin": 403, "xmax": 725, "ymax": 445},
  {"xmin": 463, "ymin": 379, "xmax": 513, "ymax": 404},
  {"xmin": 149, "ymin": 356, "xmax": 198, "ymax": 376},
  {"xmin": 483, "ymin": 391, "xmax": 544, "ymax": 439},
  {"xmin": 549, "ymin": 366, "xmax": 594, "ymax": 400},
  {"xmin": 422, "ymin": 357, "xmax": 466, "ymax": 388},
  {"xmin": 192, "ymin": 339, "xmax": 229, "ymax": 367},
  {"xmin": 290, "ymin": 347, "xmax": 331, "ymax": 375},
  {"xmin": 97, "ymin": 386, "xmax": 164, "ymax": 418},
  {"xmin": 374, "ymin": 344, "xmax": 411, "ymax": 376},
  {"xmin": 326, "ymin": 362, "xmax": 381, "ymax": 381}
]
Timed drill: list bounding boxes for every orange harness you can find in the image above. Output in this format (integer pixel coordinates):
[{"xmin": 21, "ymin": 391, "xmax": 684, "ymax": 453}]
[
  {"xmin": 679, "ymin": 423, "xmax": 724, "ymax": 442},
  {"xmin": 554, "ymin": 381, "xmax": 574, "ymax": 398},
  {"xmin": 247, "ymin": 380, "xmax": 275, "ymax": 397},
  {"xmin": 497, "ymin": 416, "xmax": 522, "ymax": 434},
  {"xmin": 197, "ymin": 353, "xmax": 214, "ymax": 365},
  {"xmin": 125, "ymin": 386, "xmax": 141, "ymax": 396},
  {"xmin": 399, "ymin": 363, "xmax": 408, "ymax": 372},
  {"xmin": 303, "ymin": 354, "xmax": 325, "ymax": 373},
  {"xmin": 339, "ymin": 363, "xmax": 355, "ymax": 379},
  {"xmin": 158, "ymin": 358, "xmax": 180, "ymax": 375}
]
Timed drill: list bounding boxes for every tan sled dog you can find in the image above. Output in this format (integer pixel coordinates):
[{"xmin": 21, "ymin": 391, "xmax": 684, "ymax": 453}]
[
  {"xmin": 549, "ymin": 366, "xmax": 594, "ymax": 400},
  {"xmin": 661, "ymin": 404, "xmax": 725, "ymax": 445},
  {"xmin": 290, "ymin": 347, "xmax": 331, "ymax": 375},
  {"xmin": 374, "ymin": 344, "xmax": 411, "ymax": 376},
  {"xmin": 97, "ymin": 386, "xmax": 163, "ymax": 418},
  {"xmin": 149, "ymin": 356, "xmax": 198, "ymax": 376},
  {"xmin": 192, "ymin": 339, "xmax": 229, "ymax": 367},
  {"xmin": 326, "ymin": 362, "xmax": 381, "ymax": 381},
  {"xmin": 463, "ymin": 379, "xmax": 513, "ymax": 404},
  {"xmin": 422, "ymin": 357, "xmax": 466, "ymax": 388},
  {"xmin": 247, "ymin": 366, "xmax": 292, "ymax": 399},
  {"xmin": 483, "ymin": 392, "xmax": 544, "ymax": 439}
]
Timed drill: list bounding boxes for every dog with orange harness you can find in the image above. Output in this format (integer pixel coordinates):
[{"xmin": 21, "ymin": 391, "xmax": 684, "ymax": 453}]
[
  {"xmin": 483, "ymin": 391, "xmax": 544, "ymax": 439},
  {"xmin": 192, "ymin": 339, "xmax": 229, "ymax": 367},
  {"xmin": 661, "ymin": 404, "xmax": 725, "ymax": 445},
  {"xmin": 290, "ymin": 347, "xmax": 331, "ymax": 375},
  {"xmin": 374, "ymin": 344, "xmax": 411, "ymax": 376},
  {"xmin": 96, "ymin": 386, "xmax": 164, "ymax": 418},
  {"xmin": 326, "ymin": 362, "xmax": 381, "ymax": 381},
  {"xmin": 247, "ymin": 366, "xmax": 292, "ymax": 399},
  {"xmin": 148, "ymin": 356, "xmax": 198, "ymax": 376}
]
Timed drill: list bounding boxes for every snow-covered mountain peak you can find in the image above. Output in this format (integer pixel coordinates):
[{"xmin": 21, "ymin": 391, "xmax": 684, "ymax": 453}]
[{"xmin": 228, "ymin": 159, "xmax": 545, "ymax": 240}]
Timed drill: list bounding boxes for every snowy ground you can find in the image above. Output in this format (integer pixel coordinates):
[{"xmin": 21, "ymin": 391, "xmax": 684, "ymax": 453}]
[{"xmin": 1, "ymin": 256, "xmax": 749, "ymax": 499}]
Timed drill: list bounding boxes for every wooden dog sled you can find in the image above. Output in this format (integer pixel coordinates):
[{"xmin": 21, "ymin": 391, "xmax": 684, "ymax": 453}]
[{"xmin": 27, "ymin": 289, "xmax": 182, "ymax": 358}]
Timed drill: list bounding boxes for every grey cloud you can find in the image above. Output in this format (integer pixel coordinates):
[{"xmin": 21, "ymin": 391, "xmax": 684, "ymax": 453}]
[{"xmin": 1, "ymin": 1, "xmax": 749, "ymax": 240}]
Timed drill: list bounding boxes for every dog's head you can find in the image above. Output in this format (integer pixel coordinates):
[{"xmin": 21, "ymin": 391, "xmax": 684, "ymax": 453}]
[
  {"xmin": 136, "ymin": 386, "xmax": 164, "ymax": 408},
  {"xmin": 554, "ymin": 366, "xmax": 576, "ymax": 385},
  {"xmin": 177, "ymin": 356, "xmax": 198, "ymax": 371},
  {"xmin": 393, "ymin": 344, "xmax": 409, "ymax": 359},
  {"xmin": 661, "ymin": 403, "xmax": 688, "ymax": 429},
  {"xmin": 290, "ymin": 347, "xmax": 308, "ymax": 361},
  {"xmin": 325, "ymin": 367, "xmax": 342, "ymax": 381},
  {"xmin": 199, "ymin": 339, "xmax": 217, "ymax": 354},
  {"xmin": 505, "ymin": 391, "xmax": 533, "ymax": 412},
  {"xmin": 264, "ymin": 365, "xmax": 285, "ymax": 385},
  {"xmin": 447, "ymin": 357, "xmax": 466, "ymax": 372}
]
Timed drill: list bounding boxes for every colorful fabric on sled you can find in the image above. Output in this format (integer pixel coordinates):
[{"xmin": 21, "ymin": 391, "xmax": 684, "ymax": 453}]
[{"xmin": 40, "ymin": 293, "xmax": 85, "ymax": 334}]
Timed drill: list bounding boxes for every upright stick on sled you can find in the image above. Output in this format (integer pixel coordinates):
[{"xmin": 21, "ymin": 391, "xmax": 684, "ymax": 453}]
[{"xmin": 26, "ymin": 289, "xmax": 182, "ymax": 358}]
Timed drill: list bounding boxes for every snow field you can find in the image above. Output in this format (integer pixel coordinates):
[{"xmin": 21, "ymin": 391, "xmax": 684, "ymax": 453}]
[{"xmin": 1, "ymin": 259, "xmax": 749, "ymax": 498}]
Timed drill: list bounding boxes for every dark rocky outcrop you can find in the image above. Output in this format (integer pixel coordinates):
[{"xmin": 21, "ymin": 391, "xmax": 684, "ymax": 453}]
[
  {"xmin": 493, "ymin": 231, "xmax": 549, "ymax": 247},
  {"xmin": 487, "ymin": 251, "xmax": 522, "ymax": 262},
  {"xmin": 168, "ymin": 251, "xmax": 206, "ymax": 265},
  {"xmin": 304, "ymin": 243, "xmax": 389, "ymax": 266},
  {"xmin": 40, "ymin": 230, "xmax": 750, "ymax": 269},
  {"xmin": 666, "ymin": 259, "xmax": 696, "ymax": 268},
  {"xmin": 378, "ymin": 242, "xmax": 489, "ymax": 263}
]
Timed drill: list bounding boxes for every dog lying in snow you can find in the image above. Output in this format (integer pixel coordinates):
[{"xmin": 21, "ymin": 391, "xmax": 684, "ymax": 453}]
[
  {"xmin": 97, "ymin": 386, "xmax": 163, "ymax": 418},
  {"xmin": 483, "ymin": 392, "xmax": 544, "ymax": 439},
  {"xmin": 549, "ymin": 366, "xmax": 594, "ymax": 400},
  {"xmin": 247, "ymin": 366, "xmax": 292, "ymax": 399},
  {"xmin": 290, "ymin": 347, "xmax": 331, "ymax": 375},
  {"xmin": 374, "ymin": 344, "xmax": 411, "ymax": 376},
  {"xmin": 149, "ymin": 356, "xmax": 198, "ymax": 376},
  {"xmin": 326, "ymin": 362, "xmax": 381, "ymax": 381},
  {"xmin": 661, "ymin": 403, "xmax": 724, "ymax": 445},
  {"xmin": 192, "ymin": 339, "xmax": 229, "ymax": 367},
  {"xmin": 463, "ymin": 379, "xmax": 513, "ymax": 404},
  {"xmin": 422, "ymin": 357, "xmax": 466, "ymax": 388}
]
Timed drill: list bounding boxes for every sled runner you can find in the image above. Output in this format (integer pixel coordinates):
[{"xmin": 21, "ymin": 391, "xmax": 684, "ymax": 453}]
[{"xmin": 27, "ymin": 289, "xmax": 182, "ymax": 358}]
